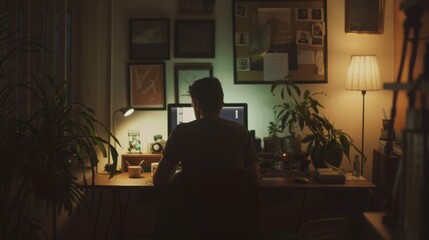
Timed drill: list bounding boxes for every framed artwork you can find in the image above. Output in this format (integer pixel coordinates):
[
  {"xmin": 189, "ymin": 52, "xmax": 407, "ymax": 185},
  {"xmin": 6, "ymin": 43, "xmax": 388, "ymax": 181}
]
[
  {"xmin": 345, "ymin": 0, "xmax": 384, "ymax": 34},
  {"xmin": 129, "ymin": 19, "xmax": 170, "ymax": 60},
  {"xmin": 178, "ymin": 0, "xmax": 215, "ymax": 14},
  {"xmin": 175, "ymin": 20, "xmax": 215, "ymax": 58},
  {"xmin": 174, "ymin": 64, "xmax": 213, "ymax": 103},
  {"xmin": 129, "ymin": 63, "xmax": 166, "ymax": 110},
  {"xmin": 232, "ymin": 0, "xmax": 327, "ymax": 84}
]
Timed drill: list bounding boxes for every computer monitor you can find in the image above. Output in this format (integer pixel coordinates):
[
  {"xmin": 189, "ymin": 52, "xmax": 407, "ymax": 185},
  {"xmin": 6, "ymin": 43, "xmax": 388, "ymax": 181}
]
[{"xmin": 167, "ymin": 103, "xmax": 248, "ymax": 135}]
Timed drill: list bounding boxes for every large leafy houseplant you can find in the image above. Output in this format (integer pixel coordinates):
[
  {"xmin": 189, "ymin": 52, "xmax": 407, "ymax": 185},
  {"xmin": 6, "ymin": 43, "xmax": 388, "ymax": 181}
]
[
  {"xmin": 270, "ymin": 79, "xmax": 325, "ymax": 156},
  {"xmin": 2, "ymin": 77, "xmax": 120, "ymax": 240},
  {"xmin": 271, "ymin": 78, "xmax": 362, "ymax": 168},
  {"xmin": 0, "ymin": 3, "xmax": 119, "ymax": 239}
]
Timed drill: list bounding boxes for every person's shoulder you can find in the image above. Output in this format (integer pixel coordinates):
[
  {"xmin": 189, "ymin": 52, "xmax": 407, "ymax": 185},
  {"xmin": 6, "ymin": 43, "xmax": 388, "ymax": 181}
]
[
  {"xmin": 218, "ymin": 118, "xmax": 248, "ymax": 131},
  {"xmin": 174, "ymin": 120, "xmax": 198, "ymax": 130}
]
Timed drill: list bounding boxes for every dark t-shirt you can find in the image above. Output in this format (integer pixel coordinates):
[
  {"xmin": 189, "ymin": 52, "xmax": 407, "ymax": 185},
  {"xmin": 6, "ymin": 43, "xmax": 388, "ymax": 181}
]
[{"xmin": 162, "ymin": 118, "xmax": 257, "ymax": 173}]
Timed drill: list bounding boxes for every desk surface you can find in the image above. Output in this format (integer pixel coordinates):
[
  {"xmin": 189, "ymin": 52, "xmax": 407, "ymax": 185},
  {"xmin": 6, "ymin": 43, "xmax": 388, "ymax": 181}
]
[{"xmin": 84, "ymin": 172, "xmax": 375, "ymax": 189}]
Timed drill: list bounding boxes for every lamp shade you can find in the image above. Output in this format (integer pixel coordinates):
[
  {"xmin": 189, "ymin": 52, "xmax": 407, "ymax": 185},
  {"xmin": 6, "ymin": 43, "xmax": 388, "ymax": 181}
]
[
  {"xmin": 346, "ymin": 55, "xmax": 382, "ymax": 91},
  {"xmin": 117, "ymin": 107, "xmax": 134, "ymax": 117},
  {"xmin": 121, "ymin": 107, "xmax": 134, "ymax": 117}
]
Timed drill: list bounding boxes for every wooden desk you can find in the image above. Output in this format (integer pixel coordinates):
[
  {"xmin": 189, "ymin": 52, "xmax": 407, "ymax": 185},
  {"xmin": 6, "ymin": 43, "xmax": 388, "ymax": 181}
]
[
  {"xmin": 260, "ymin": 174, "xmax": 375, "ymax": 189},
  {"xmin": 90, "ymin": 172, "xmax": 375, "ymax": 189},
  {"xmin": 259, "ymin": 174, "xmax": 375, "ymax": 239},
  {"xmin": 84, "ymin": 172, "xmax": 375, "ymax": 239},
  {"xmin": 89, "ymin": 172, "xmax": 154, "ymax": 187}
]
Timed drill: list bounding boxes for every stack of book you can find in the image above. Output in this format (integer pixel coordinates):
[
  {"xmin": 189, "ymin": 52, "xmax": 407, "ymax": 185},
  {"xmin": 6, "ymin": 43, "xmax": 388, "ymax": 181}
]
[{"xmin": 314, "ymin": 168, "xmax": 345, "ymax": 184}]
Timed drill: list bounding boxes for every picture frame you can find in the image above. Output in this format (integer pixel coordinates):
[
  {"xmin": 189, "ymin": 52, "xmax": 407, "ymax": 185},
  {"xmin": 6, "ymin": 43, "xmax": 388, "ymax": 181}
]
[
  {"xmin": 174, "ymin": 64, "xmax": 213, "ymax": 103},
  {"xmin": 129, "ymin": 62, "xmax": 166, "ymax": 110},
  {"xmin": 345, "ymin": 0, "xmax": 384, "ymax": 34},
  {"xmin": 232, "ymin": 0, "xmax": 327, "ymax": 84},
  {"xmin": 175, "ymin": 20, "xmax": 215, "ymax": 58},
  {"xmin": 129, "ymin": 19, "xmax": 170, "ymax": 60}
]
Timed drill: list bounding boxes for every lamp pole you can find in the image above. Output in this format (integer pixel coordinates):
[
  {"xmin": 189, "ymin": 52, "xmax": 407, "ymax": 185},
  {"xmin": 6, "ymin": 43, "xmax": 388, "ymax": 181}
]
[{"xmin": 361, "ymin": 90, "xmax": 366, "ymax": 175}]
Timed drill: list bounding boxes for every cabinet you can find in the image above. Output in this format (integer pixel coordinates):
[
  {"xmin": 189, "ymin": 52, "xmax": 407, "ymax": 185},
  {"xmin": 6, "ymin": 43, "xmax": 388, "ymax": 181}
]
[
  {"xmin": 372, "ymin": 150, "xmax": 400, "ymax": 211},
  {"xmin": 121, "ymin": 154, "xmax": 162, "ymax": 172}
]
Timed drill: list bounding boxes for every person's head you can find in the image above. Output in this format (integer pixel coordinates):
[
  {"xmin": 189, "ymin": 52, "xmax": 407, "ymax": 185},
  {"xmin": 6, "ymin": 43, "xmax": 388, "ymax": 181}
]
[{"xmin": 188, "ymin": 77, "xmax": 224, "ymax": 118}]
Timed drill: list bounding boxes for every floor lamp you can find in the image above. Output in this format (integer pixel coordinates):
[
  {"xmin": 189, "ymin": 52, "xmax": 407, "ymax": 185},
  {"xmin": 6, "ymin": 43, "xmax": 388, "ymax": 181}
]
[
  {"xmin": 108, "ymin": 106, "xmax": 135, "ymax": 166},
  {"xmin": 346, "ymin": 55, "xmax": 382, "ymax": 176}
]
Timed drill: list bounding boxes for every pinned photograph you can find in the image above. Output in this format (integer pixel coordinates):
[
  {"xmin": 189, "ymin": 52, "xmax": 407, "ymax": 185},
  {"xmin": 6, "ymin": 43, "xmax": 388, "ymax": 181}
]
[
  {"xmin": 312, "ymin": 23, "xmax": 324, "ymax": 37},
  {"xmin": 311, "ymin": 8, "xmax": 323, "ymax": 21},
  {"xmin": 296, "ymin": 30, "xmax": 311, "ymax": 45},
  {"xmin": 295, "ymin": 8, "xmax": 309, "ymax": 21},
  {"xmin": 311, "ymin": 37, "xmax": 324, "ymax": 47},
  {"xmin": 237, "ymin": 58, "xmax": 250, "ymax": 71}
]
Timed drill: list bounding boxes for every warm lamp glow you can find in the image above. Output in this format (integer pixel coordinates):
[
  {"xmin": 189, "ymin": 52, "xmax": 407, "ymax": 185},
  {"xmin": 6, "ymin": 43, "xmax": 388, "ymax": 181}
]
[
  {"xmin": 345, "ymin": 55, "xmax": 382, "ymax": 176},
  {"xmin": 122, "ymin": 107, "xmax": 134, "ymax": 117},
  {"xmin": 346, "ymin": 55, "xmax": 382, "ymax": 91},
  {"xmin": 118, "ymin": 107, "xmax": 134, "ymax": 117}
]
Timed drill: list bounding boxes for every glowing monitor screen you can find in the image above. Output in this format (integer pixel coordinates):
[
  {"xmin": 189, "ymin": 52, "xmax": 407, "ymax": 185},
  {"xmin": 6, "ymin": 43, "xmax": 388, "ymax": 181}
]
[{"xmin": 167, "ymin": 103, "xmax": 248, "ymax": 135}]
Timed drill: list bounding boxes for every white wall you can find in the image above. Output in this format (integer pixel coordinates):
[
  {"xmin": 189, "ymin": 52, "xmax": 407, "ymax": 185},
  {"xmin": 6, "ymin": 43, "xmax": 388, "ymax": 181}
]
[{"xmin": 103, "ymin": 0, "xmax": 395, "ymax": 180}]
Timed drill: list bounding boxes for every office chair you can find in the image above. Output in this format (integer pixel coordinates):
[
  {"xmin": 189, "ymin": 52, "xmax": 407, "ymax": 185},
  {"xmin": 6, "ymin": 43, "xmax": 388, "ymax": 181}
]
[
  {"xmin": 154, "ymin": 168, "xmax": 262, "ymax": 240},
  {"xmin": 297, "ymin": 217, "xmax": 348, "ymax": 240}
]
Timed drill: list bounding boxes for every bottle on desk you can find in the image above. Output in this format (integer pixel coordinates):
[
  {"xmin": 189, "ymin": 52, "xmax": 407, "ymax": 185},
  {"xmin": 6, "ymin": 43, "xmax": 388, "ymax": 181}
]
[{"xmin": 353, "ymin": 154, "xmax": 360, "ymax": 177}]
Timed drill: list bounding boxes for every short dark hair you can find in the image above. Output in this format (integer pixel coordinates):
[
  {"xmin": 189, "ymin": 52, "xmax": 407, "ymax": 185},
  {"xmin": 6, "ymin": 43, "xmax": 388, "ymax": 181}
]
[{"xmin": 188, "ymin": 77, "xmax": 224, "ymax": 113}]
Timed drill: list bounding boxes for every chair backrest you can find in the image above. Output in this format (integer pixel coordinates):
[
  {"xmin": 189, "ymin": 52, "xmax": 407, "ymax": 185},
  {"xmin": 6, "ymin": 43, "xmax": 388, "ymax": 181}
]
[
  {"xmin": 182, "ymin": 168, "xmax": 262, "ymax": 240},
  {"xmin": 298, "ymin": 217, "xmax": 348, "ymax": 240}
]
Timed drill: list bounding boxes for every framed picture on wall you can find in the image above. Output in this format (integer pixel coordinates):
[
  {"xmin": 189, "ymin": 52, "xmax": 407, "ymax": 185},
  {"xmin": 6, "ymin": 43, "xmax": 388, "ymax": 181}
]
[
  {"xmin": 129, "ymin": 62, "xmax": 166, "ymax": 110},
  {"xmin": 174, "ymin": 64, "xmax": 213, "ymax": 103},
  {"xmin": 129, "ymin": 19, "xmax": 170, "ymax": 60},
  {"xmin": 175, "ymin": 20, "xmax": 215, "ymax": 58},
  {"xmin": 232, "ymin": 0, "xmax": 327, "ymax": 84},
  {"xmin": 345, "ymin": 0, "xmax": 384, "ymax": 34}
]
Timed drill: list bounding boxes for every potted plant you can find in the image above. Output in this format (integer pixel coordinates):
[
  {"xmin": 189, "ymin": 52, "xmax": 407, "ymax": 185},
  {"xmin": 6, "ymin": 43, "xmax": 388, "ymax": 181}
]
[
  {"xmin": 271, "ymin": 78, "xmax": 362, "ymax": 168},
  {"xmin": 271, "ymin": 79, "xmax": 325, "ymax": 156},
  {"xmin": 302, "ymin": 114, "xmax": 360, "ymax": 168},
  {"xmin": 0, "ymin": 4, "xmax": 119, "ymax": 238}
]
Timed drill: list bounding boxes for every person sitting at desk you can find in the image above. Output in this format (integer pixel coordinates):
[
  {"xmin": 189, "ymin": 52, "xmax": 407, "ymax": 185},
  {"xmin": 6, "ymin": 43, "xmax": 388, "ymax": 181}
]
[
  {"xmin": 153, "ymin": 76, "xmax": 260, "ymax": 184},
  {"xmin": 153, "ymin": 77, "xmax": 261, "ymax": 239}
]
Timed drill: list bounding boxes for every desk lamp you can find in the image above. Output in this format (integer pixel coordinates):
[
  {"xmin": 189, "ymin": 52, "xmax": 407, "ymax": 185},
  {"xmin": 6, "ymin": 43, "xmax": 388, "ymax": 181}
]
[
  {"xmin": 346, "ymin": 55, "xmax": 382, "ymax": 175},
  {"xmin": 108, "ymin": 106, "xmax": 135, "ymax": 165}
]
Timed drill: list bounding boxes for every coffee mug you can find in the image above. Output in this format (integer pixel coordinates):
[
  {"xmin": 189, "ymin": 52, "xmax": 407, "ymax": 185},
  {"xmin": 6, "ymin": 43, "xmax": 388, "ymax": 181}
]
[{"xmin": 128, "ymin": 166, "xmax": 142, "ymax": 178}]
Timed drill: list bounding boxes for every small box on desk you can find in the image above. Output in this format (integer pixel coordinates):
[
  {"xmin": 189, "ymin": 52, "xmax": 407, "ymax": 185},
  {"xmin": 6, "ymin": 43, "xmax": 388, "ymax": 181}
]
[
  {"xmin": 314, "ymin": 168, "xmax": 346, "ymax": 184},
  {"xmin": 121, "ymin": 154, "xmax": 162, "ymax": 173}
]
